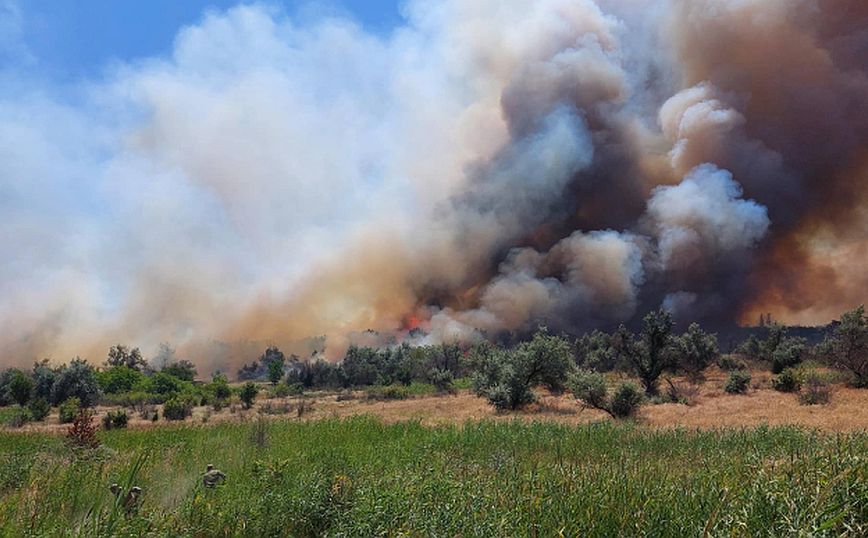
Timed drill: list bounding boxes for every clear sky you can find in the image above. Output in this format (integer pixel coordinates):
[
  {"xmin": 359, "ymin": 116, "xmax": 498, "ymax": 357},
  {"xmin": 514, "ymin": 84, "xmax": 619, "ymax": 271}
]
[{"xmin": 9, "ymin": 1, "xmax": 404, "ymax": 79}]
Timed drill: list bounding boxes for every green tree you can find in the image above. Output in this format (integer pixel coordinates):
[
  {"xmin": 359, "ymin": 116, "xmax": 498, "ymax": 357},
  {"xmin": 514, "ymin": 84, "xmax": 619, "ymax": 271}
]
[
  {"xmin": 97, "ymin": 365, "xmax": 147, "ymax": 394},
  {"xmin": 7, "ymin": 370, "xmax": 34, "ymax": 406},
  {"xmin": 31, "ymin": 359, "xmax": 57, "ymax": 400},
  {"xmin": 468, "ymin": 328, "xmax": 573, "ymax": 410},
  {"xmin": 106, "ymin": 345, "xmax": 147, "ymax": 371},
  {"xmin": 672, "ymin": 323, "xmax": 719, "ymax": 383},
  {"xmin": 51, "ymin": 358, "xmax": 101, "ymax": 407},
  {"xmin": 567, "ymin": 369, "xmax": 642, "ymax": 418},
  {"xmin": 821, "ymin": 305, "xmax": 868, "ymax": 387},
  {"xmin": 616, "ymin": 310, "xmax": 676, "ymax": 396},
  {"xmin": 161, "ymin": 360, "xmax": 198, "ymax": 382},
  {"xmin": 240, "ymin": 382, "xmax": 259, "ymax": 409},
  {"xmin": 266, "ymin": 354, "xmax": 286, "ymax": 386}
]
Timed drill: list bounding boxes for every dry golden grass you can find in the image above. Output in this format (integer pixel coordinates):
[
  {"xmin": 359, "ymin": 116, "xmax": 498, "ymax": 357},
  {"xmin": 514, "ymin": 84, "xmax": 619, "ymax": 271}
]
[{"xmin": 8, "ymin": 367, "xmax": 868, "ymax": 433}]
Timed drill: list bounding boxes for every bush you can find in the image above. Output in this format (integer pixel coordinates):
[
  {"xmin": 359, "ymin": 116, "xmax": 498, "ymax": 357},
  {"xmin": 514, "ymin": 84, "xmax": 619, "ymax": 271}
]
[
  {"xmin": 163, "ymin": 396, "xmax": 194, "ymax": 421},
  {"xmin": 567, "ymin": 370, "xmax": 642, "ymax": 419},
  {"xmin": 771, "ymin": 337, "xmax": 807, "ymax": 374},
  {"xmin": 239, "ymin": 382, "xmax": 259, "ymax": 409},
  {"xmin": 6, "ymin": 408, "xmax": 30, "ymax": 428},
  {"xmin": 772, "ymin": 368, "xmax": 801, "ymax": 393},
  {"xmin": 7, "ymin": 370, "xmax": 34, "ymax": 406},
  {"xmin": 609, "ymin": 383, "xmax": 643, "ymax": 418},
  {"xmin": 427, "ymin": 368, "xmax": 455, "ymax": 394},
  {"xmin": 96, "ymin": 366, "xmax": 147, "ymax": 394},
  {"xmin": 364, "ymin": 385, "xmax": 410, "ymax": 401},
  {"xmin": 672, "ymin": 323, "xmax": 719, "ymax": 382},
  {"xmin": 724, "ymin": 370, "xmax": 751, "ymax": 394},
  {"xmin": 51, "ymin": 358, "xmax": 101, "ymax": 407},
  {"xmin": 718, "ymin": 355, "xmax": 748, "ymax": 372},
  {"xmin": 101, "ymin": 409, "xmax": 129, "ymax": 429},
  {"xmin": 58, "ymin": 397, "xmax": 81, "ymax": 424},
  {"xmin": 467, "ymin": 329, "xmax": 573, "ymax": 410},
  {"xmin": 269, "ymin": 382, "xmax": 303, "ymax": 399},
  {"xmin": 798, "ymin": 371, "xmax": 832, "ymax": 405},
  {"xmin": 27, "ymin": 397, "xmax": 50, "ymax": 421}
]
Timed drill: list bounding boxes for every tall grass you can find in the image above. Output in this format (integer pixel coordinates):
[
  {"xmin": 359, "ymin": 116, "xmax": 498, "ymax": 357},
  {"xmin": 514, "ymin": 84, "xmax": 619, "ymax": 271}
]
[{"xmin": 0, "ymin": 417, "xmax": 865, "ymax": 536}]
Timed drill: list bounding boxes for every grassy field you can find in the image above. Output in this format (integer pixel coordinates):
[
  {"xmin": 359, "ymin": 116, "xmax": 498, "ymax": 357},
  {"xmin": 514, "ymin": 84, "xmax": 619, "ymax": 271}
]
[{"xmin": 1, "ymin": 416, "xmax": 865, "ymax": 537}]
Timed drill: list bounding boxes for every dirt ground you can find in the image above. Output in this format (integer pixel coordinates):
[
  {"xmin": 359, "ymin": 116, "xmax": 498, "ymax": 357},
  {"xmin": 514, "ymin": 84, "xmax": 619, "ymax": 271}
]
[{"xmin": 8, "ymin": 368, "xmax": 868, "ymax": 434}]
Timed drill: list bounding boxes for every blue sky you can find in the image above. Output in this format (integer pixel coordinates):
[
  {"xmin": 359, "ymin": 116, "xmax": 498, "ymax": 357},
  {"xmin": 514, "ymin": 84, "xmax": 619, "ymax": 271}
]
[{"xmin": 10, "ymin": 1, "xmax": 404, "ymax": 79}]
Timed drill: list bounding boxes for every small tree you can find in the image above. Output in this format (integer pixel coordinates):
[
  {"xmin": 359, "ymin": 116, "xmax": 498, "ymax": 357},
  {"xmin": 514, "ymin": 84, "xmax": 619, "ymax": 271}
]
[
  {"xmin": 51, "ymin": 358, "xmax": 101, "ymax": 407},
  {"xmin": 672, "ymin": 323, "xmax": 719, "ymax": 383},
  {"xmin": 28, "ymin": 397, "xmax": 51, "ymax": 421},
  {"xmin": 575, "ymin": 330, "xmax": 619, "ymax": 371},
  {"xmin": 7, "ymin": 370, "xmax": 34, "ymax": 406},
  {"xmin": 210, "ymin": 372, "xmax": 232, "ymax": 401},
  {"xmin": 161, "ymin": 360, "xmax": 198, "ymax": 382},
  {"xmin": 106, "ymin": 345, "xmax": 147, "ymax": 371},
  {"xmin": 163, "ymin": 397, "xmax": 194, "ymax": 420},
  {"xmin": 821, "ymin": 306, "xmax": 868, "ymax": 387},
  {"xmin": 616, "ymin": 310, "xmax": 676, "ymax": 396},
  {"xmin": 267, "ymin": 355, "xmax": 286, "ymax": 386},
  {"xmin": 467, "ymin": 329, "xmax": 573, "ymax": 410},
  {"xmin": 724, "ymin": 370, "xmax": 751, "ymax": 394},
  {"xmin": 567, "ymin": 369, "xmax": 642, "ymax": 419},
  {"xmin": 240, "ymin": 382, "xmax": 259, "ymax": 409},
  {"xmin": 66, "ymin": 409, "xmax": 100, "ymax": 449},
  {"xmin": 31, "ymin": 359, "xmax": 57, "ymax": 400}
]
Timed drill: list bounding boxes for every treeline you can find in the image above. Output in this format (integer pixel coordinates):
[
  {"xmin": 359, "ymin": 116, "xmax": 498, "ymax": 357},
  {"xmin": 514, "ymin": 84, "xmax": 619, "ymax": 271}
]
[{"xmin": 1, "ymin": 306, "xmax": 865, "ymax": 424}]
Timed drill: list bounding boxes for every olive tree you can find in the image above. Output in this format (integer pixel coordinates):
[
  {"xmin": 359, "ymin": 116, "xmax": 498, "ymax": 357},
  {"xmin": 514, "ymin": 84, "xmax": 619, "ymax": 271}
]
[
  {"xmin": 615, "ymin": 310, "xmax": 676, "ymax": 396},
  {"xmin": 672, "ymin": 323, "xmax": 719, "ymax": 383},
  {"xmin": 821, "ymin": 306, "xmax": 868, "ymax": 387}
]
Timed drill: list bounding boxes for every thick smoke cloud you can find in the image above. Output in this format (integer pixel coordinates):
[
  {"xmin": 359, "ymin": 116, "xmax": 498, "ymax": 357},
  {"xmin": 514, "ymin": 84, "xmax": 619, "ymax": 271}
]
[{"xmin": 1, "ymin": 0, "xmax": 866, "ymax": 372}]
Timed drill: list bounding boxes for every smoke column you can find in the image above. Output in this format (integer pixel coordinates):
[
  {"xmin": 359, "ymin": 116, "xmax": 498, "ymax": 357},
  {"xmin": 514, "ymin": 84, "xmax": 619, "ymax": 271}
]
[{"xmin": 1, "ymin": 0, "xmax": 866, "ymax": 371}]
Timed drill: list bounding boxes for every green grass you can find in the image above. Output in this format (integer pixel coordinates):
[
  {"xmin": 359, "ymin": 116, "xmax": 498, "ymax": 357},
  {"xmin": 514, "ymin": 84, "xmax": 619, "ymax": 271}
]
[{"xmin": 0, "ymin": 417, "xmax": 865, "ymax": 537}]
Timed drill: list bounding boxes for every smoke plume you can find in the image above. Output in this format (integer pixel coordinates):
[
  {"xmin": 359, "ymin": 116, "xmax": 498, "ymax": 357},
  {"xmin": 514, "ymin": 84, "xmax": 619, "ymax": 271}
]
[{"xmin": 1, "ymin": 0, "xmax": 866, "ymax": 372}]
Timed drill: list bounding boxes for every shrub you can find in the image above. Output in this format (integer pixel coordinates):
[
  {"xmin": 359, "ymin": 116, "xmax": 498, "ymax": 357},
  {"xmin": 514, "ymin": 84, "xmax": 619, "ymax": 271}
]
[
  {"xmin": 364, "ymin": 385, "xmax": 410, "ymax": 401},
  {"xmin": 672, "ymin": 323, "xmax": 719, "ymax": 382},
  {"xmin": 161, "ymin": 360, "xmax": 198, "ymax": 382},
  {"xmin": 427, "ymin": 368, "xmax": 455, "ymax": 394},
  {"xmin": 467, "ymin": 329, "xmax": 572, "ymax": 410},
  {"xmin": 102, "ymin": 409, "xmax": 129, "ymax": 429},
  {"xmin": 798, "ymin": 371, "xmax": 832, "ymax": 405},
  {"xmin": 269, "ymin": 382, "xmax": 303, "ymax": 399},
  {"xmin": 58, "ymin": 397, "xmax": 81, "ymax": 424},
  {"xmin": 27, "ymin": 397, "xmax": 51, "ymax": 421},
  {"xmin": 96, "ymin": 366, "xmax": 147, "ymax": 394},
  {"xmin": 6, "ymin": 408, "xmax": 30, "ymax": 428},
  {"xmin": 31, "ymin": 359, "xmax": 57, "ymax": 401},
  {"xmin": 609, "ymin": 383, "xmax": 643, "ymax": 418},
  {"xmin": 239, "ymin": 382, "xmax": 259, "ymax": 409},
  {"xmin": 771, "ymin": 337, "xmax": 807, "ymax": 374},
  {"xmin": 163, "ymin": 396, "xmax": 194, "ymax": 421},
  {"xmin": 772, "ymin": 368, "xmax": 801, "ymax": 393},
  {"xmin": 567, "ymin": 370, "xmax": 642, "ymax": 419},
  {"xmin": 51, "ymin": 358, "xmax": 101, "ymax": 407},
  {"xmin": 66, "ymin": 409, "xmax": 100, "ymax": 449},
  {"xmin": 7, "ymin": 370, "xmax": 34, "ymax": 406},
  {"xmin": 718, "ymin": 355, "xmax": 749, "ymax": 372},
  {"xmin": 724, "ymin": 370, "xmax": 751, "ymax": 394}
]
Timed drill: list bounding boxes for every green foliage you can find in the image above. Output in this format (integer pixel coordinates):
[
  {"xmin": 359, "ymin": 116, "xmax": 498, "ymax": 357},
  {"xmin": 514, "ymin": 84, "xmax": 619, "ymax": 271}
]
[
  {"xmin": 31, "ymin": 359, "xmax": 57, "ymax": 401},
  {"xmin": 105, "ymin": 345, "xmax": 146, "ymax": 371},
  {"xmin": 27, "ymin": 397, "xmax": 51, "ymax": 421},
  {"xmin": 162, "ymin": 396, "xmax": 194, "ymax": 421},
  {"xmin": 609, "ymin": 383, "xmax": 643, "ymax": 418},
  {"xmin": 672, "ymin": 323, "xmax": 719, "ymax": 382},
  {"xmin": 97, "ymin": 366, "xmax": 147, "ymax": 394},
  {"xmin": 820, "ymin": 305, "xmax": 868, "ymax": 387},
  {"xmin": 364, "ymin": 384, "xmax": 410, "ymax": 401},
  {"xmin": 264, "ymin": 348, "xmax": 286, "ymax": 385},
  {"xmin": 575, "ymin": 330, "xmax": 619, "ymax": 371},
  {"xmin": 102, "ymin": 409, "xmax": 129, "ymax": 429},
  {"xmin": 467, "ymin": 329, "xmax": 573, "ymax": 410},
  {"xmin": 567, "ymin": 370, "xmax": 642, "ymax": 418},
  {"xmin": 51, "ymin": 358, "xmax": 101, "ymax": 407},
  {"xmin": 160, "ymin": 360, "xmax": 198, "ymax": 382},
  {"xmin": 617, "ymin": 310, "xmax": 676, "ymax": 396},
  {"xmin": 772, "ymin": 368, "xmax": 801, "ymax": 393},
  {"xmin": 718, "ymin": 355, "xmax": 749, "ymax": 372},
  {"xmin": 771, "ymin": 337, "xmax": 807, "ymax": 374},
  {"xmin": 58, "ymin": 397, "xmax": 81, "ymax": 424},
  {"xmin": 724, "ymin": 370, "xmax": 752, "ymax": 394},
  {"xmin": 427, "ymin": 368, "xmax": 455, "ymax": 393},
  {"xmin": 148, "ymin": 372, "xmax": 189, "ymax": 396},
  {"xmin": 239, "ymin": 382, "xmax": 259, "ymax": 409},
  {"xmin": 798, "ymin": 371, "xmax": 832, "ymax": 405},
  {"xmin": 5, "ymin": 408, "xmax": 30, "ymax": 428},
  {"xmin": 6, "ymin": 370, "xmax": 33, "ymax": 406}
]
